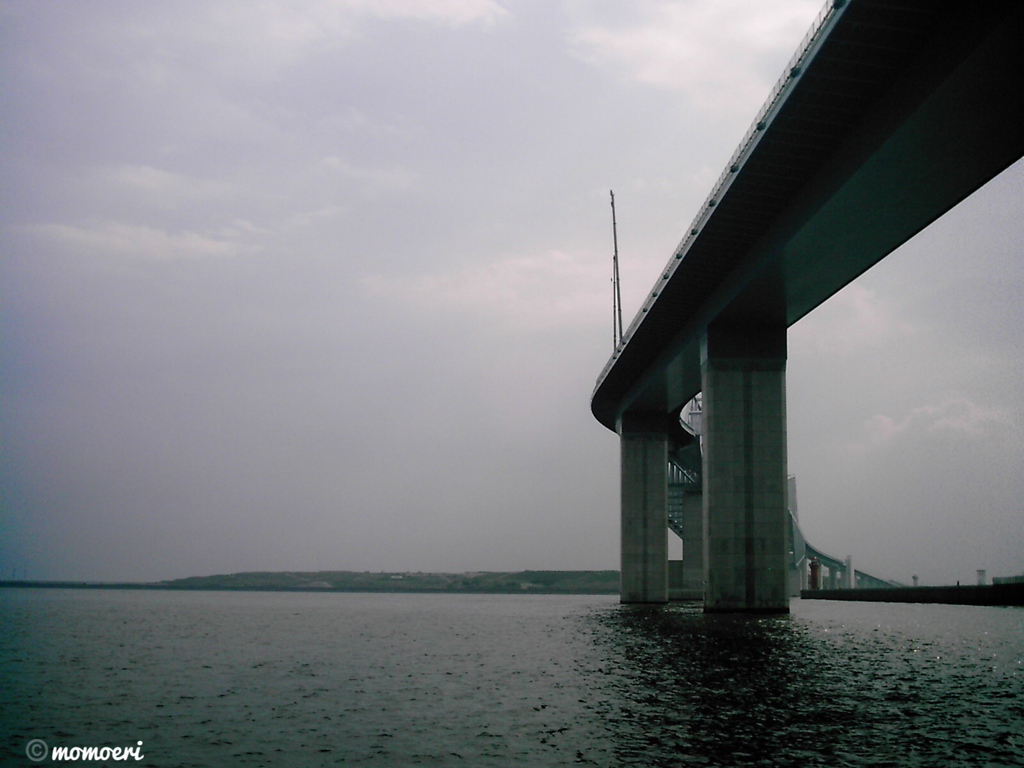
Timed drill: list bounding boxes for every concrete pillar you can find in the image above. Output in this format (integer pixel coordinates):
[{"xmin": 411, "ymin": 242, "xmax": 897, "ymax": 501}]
[
  {"xmin": 668, "ymin": 559, "xmax": 685, "ymax": 592},
  {"xmin": 680, "ymin": 493, "xmax": 704, "ymax": 596},
  {"xmin": 701, "ymin": 325, "xmax": 788, "ymax": 613},
  {"xmin": 845, "ymin": 556, "xmax": 855, "ymax": 589},
  {"xmin": 618, "ymin": 412, "xmax": 669, "ymax": 603}
]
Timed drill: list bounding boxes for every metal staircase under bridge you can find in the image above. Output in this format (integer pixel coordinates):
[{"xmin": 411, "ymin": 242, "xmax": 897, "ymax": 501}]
[{"xmin": 666, "ymin": 396, "xmax": 900, "ymax": 600}]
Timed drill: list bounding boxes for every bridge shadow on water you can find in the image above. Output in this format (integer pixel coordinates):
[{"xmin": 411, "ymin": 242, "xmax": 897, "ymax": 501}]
[{"xmin": 577, "ymin": 602, "xmax": 1024, "ymax": 767}]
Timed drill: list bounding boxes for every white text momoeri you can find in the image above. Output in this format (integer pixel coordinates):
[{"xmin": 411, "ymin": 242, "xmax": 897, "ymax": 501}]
[{"xmin": 25, "ymin": 739, "xmax": 145, "ymax": 762}]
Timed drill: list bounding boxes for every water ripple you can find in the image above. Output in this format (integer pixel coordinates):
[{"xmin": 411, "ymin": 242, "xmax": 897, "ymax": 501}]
[{"xmin": 1, "ymin": 590, "xmax": 1021, "ymax": 767}]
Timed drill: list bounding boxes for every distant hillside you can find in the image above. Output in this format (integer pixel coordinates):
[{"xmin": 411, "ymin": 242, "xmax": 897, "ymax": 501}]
[{"xmin": 159, "ymin": 570, "xmax": 620, "ymax": 594}]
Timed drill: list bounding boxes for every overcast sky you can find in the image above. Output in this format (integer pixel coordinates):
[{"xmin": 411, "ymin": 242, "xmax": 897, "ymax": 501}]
[{"xmin": 2, "ymin": 0, "xmax": 1020, "ymax": 587}]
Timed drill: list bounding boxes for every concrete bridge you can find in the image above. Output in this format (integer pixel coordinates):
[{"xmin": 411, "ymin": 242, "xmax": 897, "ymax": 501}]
[{"xmin": 591, "ymin": 0, "xmax": 1023, "ymax": 612}]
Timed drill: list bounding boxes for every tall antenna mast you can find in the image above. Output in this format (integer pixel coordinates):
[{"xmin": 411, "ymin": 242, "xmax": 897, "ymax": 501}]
[{"xmin": 610, "ymin": 190, "xmax": 624, "ymax": 348}]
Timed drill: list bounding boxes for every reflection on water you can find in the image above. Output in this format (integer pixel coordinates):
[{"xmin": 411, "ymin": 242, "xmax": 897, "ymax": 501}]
[
  {"xmin": 1, "ymin": 590, "xmax": 1021, "ymax": 767},
  {"xmin": 587, "ymin": 605, "xmax": 824, "ymax": 766},
  {"xmin": 584, "ymin": 600, "xmax": 1024, "ymax": 766}
]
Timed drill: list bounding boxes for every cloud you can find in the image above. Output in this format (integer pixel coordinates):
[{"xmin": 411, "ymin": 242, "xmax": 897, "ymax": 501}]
[
  {"xmin": 162, "ymin": 0, "xmax": 509, "ymax": 79},
  {"xmin": 314, "ymin": 108, "xmax": 412, "ymax": 140},
  {"xmin": 565, "ymin": 0, "xmax": 822, "ymax": 111},
  {"xmin": 858, "ymin": 397, "xmax": 1014, "ymax": 448},
  {"xmin": 101, "ymin": 165, "xmax": 239, "ymax": 207},
  {"xmin": 361, "ymin": 249, "xmax": 609, "ymax": 331},
  {"xmin": 286, "ymin": 205, "xmax": 351, "ymax": 229},
  {"xmin": 16, "ymin": 0, "xmax": 510, "ymax": 100},
  {"xmin": 321, "ymin": 156, "xmax": 419, "ymax": 197},
  {"xmin": 790, "ymin": 282, "xmax": 916, "ymax": 356},
  {"xmin": 344, "ymin": 0, "xmax": 509, "ymax": 27},
  {"xmin": 25, "ymin": 221, "xmax": 261, "ymax": 260}
]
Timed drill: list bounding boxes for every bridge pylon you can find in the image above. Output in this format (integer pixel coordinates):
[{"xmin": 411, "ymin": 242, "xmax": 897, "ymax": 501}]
[
  {"xmin": 700, "ymin": 325, "xmax": 789, "ymax": 613},
  {"xmin": 617, "ymin": 412, "xmax": 670, "ymax": 603}
]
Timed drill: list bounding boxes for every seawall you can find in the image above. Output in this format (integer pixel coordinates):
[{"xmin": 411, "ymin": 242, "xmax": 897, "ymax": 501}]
[{"xmin": 802, "ymin": 583, "xmax": 1024, "ymax": 607}]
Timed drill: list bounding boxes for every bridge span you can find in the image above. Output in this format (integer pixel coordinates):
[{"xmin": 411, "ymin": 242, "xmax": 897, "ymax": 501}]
[{"xmin": 591, "ymin": 0, "xmax": 1023, "ymax": 612}]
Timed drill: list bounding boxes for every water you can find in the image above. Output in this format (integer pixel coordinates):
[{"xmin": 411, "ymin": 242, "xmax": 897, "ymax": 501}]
[{"xmin": 2, "ymin": 590, "xmax": 1022, "ymax": 767}]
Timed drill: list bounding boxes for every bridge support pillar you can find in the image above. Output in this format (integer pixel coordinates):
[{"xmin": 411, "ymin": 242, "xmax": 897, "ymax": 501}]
[
  {"xmin": 680, "ymin": 493, "xmax": 705, "ymax": 597},
  {"xmin": 701, "ymin": 326, "xmax": 789, "ymax": 613},
  {"xmin": 618, "ymin": 412, "xmax": 669, "ymax": 603}
]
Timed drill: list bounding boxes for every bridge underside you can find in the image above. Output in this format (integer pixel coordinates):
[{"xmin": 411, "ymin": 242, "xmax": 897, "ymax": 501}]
[{"xmin": 598, "ymin": 0, "xmax": 1023, "ymax": 610}]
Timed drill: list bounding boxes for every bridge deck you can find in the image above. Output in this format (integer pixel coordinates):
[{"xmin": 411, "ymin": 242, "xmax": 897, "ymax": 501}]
[{"xmin": 592, "ymin": 0, "xmax": 1023, "ymax": 429}]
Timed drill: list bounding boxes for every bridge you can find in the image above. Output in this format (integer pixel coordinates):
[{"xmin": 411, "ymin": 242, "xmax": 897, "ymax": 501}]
[{"xmin": 590, "ymin": 0, "xmax": 1023, "ymax": 612}]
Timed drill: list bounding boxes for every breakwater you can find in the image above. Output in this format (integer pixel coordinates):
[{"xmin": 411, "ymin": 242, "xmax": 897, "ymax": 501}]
[{"xmin": 802, "ymin": 582, "xmax": 1024, "ymax": 606}]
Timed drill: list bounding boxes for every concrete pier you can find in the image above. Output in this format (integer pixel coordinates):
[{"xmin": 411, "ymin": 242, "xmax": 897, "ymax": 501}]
[
  {"xmin": 618, "ymin": 412, "xmax": 669, "ymax": 603},
  {"xmin": 668, "ymin": 491, "xmax": 705, "ymax": 600},
  {"xmin": 701, "ymin": 326, "xmax": 789, "ymax": 613},
  {"xmin": 679, "ymin": 493, "xmax": 704, "ymax": 598}
]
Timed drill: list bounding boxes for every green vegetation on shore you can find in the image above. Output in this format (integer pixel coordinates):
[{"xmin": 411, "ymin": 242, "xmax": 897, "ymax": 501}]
[
  {"xmin": 161, "ymin": 570, "xmax": 619, "ymax": 594},
  {"xmin": 1, "ymin": 570, "xmax": 620, "ymax": 595}
]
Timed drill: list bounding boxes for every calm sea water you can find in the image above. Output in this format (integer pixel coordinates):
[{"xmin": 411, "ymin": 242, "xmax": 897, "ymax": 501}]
[{"xmin": 1, "ymin": 589, "xmax": 1022, "ymax": 767}]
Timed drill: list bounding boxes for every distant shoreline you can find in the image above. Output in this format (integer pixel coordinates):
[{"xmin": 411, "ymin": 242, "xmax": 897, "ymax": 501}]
[
  {"xmin": 8, "ymin": 574, "xmax": 1021, "ymax": 604},
  {"xmin": 0, "ymin": 570, "xmax": 621, "ymax": 596}
]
